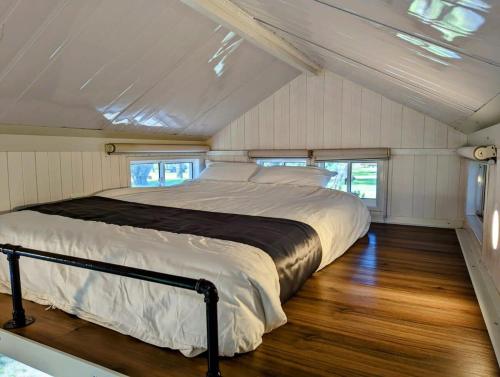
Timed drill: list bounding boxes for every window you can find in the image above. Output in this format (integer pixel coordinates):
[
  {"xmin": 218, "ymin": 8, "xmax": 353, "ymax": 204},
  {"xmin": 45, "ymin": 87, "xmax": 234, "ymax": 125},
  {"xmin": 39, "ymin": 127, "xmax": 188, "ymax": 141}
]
[
  {"xmin": 130, "ymin": 160, "xmax": 195, "ymax": 188},
  {"xmin": 474, "ymin": 164, "xmax": 487, "ymax": 219},
  {"xmin": 318, "ymin": 160, "xmax": 381, "ymax": 208},
  {"xmin": 255, "ymin": 159, "xmax": 307, "ymax": 167}
]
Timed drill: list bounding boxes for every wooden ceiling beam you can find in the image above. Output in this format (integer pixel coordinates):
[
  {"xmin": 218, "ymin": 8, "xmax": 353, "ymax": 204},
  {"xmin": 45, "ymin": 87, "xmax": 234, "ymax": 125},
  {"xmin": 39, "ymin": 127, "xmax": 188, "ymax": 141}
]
[{"xmin": 180, "ymin": 0, "xmax": 322, "ymax": 75}]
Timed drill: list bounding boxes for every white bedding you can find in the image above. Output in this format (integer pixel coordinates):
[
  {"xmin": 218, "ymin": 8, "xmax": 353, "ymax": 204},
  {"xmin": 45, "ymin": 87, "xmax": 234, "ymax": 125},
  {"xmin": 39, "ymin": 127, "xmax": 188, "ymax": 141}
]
[{"xmin": 0, "ymin": 180, "xmax": 370, "ymax": 356}]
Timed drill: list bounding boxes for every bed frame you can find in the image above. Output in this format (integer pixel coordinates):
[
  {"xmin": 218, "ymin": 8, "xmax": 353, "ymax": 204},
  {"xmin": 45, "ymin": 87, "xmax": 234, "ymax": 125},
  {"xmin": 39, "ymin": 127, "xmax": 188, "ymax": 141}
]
[{"xmin": 0, "ymin": 244, "xmax": 222, "ymax": 377}]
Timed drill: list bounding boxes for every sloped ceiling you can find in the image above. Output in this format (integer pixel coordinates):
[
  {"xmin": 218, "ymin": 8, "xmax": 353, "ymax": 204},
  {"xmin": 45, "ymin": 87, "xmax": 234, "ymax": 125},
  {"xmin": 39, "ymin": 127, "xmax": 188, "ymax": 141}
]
[
  {"xmin": 231, "ymin": 0, "xmax": 500, "ymax": 134},
  {"xmin": 0, "ymin": 0, "xmax": 299, "ymax": 138},
  {"xmin": 0, "ymin": 0, "xmax": 498, "ymax": 138}
]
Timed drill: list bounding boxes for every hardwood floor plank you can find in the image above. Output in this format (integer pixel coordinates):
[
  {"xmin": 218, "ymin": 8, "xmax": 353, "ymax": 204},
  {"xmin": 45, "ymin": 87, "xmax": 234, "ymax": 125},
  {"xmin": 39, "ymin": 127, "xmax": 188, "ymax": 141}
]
[{"xmin": 0, "ymin": 224, "xmax": 497, "ymax": 376}]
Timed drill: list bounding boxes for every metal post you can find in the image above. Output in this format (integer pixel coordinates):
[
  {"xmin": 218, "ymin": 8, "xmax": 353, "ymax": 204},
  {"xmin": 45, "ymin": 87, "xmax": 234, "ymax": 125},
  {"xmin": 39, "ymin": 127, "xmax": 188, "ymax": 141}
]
[
  {"xmin": 3, "ymin": 251, "xmax": 35, "ymax": 329},
  {"xmin": 197, "ymin": 280, "xmax": 221, "ymax": 377}
]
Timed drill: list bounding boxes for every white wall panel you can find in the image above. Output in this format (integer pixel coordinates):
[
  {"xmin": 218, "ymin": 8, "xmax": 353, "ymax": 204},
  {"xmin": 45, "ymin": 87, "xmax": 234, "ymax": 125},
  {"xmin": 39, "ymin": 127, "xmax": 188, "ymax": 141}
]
[
  {"xmin": 380, "ymin": 98, "xmax": 402, "ymax": 148},
  {"xmin": 110, "ymin": 155, "xmax": 121, "ymax": 189},
  {"xmin": 244, "ymin": 106, "xmax": 259, "ymax": 150},
  {"xmin": 360, "ymin": 88, "xmax": 382, "ymax": 147},
  {"xmin": 60, "ymin": 152, "xmax": 73, "ymax": 199},
  {"xmin": 101, "ymin": 154, "xmax": 112, "ymax": 190},
  {"xmin": 341, "ymin": 80, "xmax": 362, "ymax": 148},
  {"xmin": 259, "ymin": 95, "xmax": 274, "ymax": 149},
  {"xmin": 47, "ymin": 152, "xmax": 62, "ymax": 201},
  {"xmin": 71, "ymin": 152, "xmax": 84, "ymax": 196},
  {"xmin": 390, "ymin": 155, "xmax": 414, "ymax": 218},
  {"xmin": 35, "ymin": 152, "xmax": 51, "ymax": 203},
  {"xmin": 274, "ymin": 85, "xmax": 290, "ymax": 149},
  {"xmin": 402, "ymin": 107, "xmax": 425, "ymax": 148},
  {"xmin": 289, "ymin": 75, "xmax": 307, "ymax": 149},
  {"xmin": 323, "ymin": 72, "xmax": 342, "ymax": 148},
  {"xmin": 0, "ymin": 152, "xmax": 10, "ymax": 211},
  {"xmin": 0, "ymin": 135, "xmax": 193, "ymax": 210},
  {"xmin": 7, "ymin": 152, "xmax": 24, "ymax": 209},
  {"xmin": 306, "ymin": 73, "xmax": 324, "ymax": 149},
  {"xmin": 21, "ymin": 152, "xmax": 38, "ymax": 205},
  {"xmin": 91, "ymin": 152, "xmax": 103, "ymax": 193},
  {"xmin": 211, "ymin": 72, "xmax": 468, "ymax": 228},
  {"xmin": 82, "ymin": 152, "xmax": 94, "ymax": 195}
]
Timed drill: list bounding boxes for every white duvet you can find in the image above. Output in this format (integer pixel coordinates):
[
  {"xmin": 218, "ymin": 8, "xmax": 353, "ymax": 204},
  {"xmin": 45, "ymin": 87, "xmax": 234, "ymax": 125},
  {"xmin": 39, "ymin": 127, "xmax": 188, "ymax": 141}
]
[{"xmin": 0, "ymin": 180, "xmax": 370, "ymax": 356}]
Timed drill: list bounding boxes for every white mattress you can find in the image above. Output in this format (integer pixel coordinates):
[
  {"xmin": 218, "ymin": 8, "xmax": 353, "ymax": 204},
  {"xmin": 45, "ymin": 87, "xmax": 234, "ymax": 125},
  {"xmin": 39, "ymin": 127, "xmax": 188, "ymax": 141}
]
[{"xmin": 0, "ymin": 180, "xmax": 370, "ymax": 356}]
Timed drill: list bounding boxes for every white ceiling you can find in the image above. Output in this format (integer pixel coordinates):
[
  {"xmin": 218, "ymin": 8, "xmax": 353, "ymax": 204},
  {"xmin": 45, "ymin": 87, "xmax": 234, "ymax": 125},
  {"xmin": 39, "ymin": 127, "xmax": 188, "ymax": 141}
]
[
  {"xmin": 0, "ymin": 0, "xmax": 498, "ymax": 137},
  {"xmin": 232, "ymin": 0, "xmax": 500, "ymax": 133},
  {"xmin": 0, "ymin": 0, "xmax": 298, "ymax": 138}
]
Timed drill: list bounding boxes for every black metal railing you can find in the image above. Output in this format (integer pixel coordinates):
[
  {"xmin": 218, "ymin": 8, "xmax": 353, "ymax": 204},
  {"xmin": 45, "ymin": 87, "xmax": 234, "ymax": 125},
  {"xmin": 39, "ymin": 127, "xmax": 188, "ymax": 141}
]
[{"xmin": 0, "ymin": 244, "xmax": 221, "ymax": 377}]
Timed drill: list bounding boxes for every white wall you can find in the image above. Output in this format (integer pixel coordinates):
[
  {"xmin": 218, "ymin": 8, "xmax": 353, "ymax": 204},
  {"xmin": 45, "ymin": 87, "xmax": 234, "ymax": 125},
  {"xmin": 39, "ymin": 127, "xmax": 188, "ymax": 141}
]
[
  {"xmin": 0, "ymin": 134, "xmax": 203, "ymax": 212},
  {"xmin": 468, "ymin": 123, "xmax": 500, "ymax": 292},
  {"xmin": 211, "ymin": 71, "xmax": 468, "ymax": 228}
]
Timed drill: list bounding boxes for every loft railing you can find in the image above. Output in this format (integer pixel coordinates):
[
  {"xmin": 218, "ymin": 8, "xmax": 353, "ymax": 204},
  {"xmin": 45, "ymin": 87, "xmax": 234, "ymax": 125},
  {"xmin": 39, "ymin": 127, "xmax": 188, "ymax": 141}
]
[{"xmin": 0, "ymin": 244, "xmax": 222, "ymax": 377}]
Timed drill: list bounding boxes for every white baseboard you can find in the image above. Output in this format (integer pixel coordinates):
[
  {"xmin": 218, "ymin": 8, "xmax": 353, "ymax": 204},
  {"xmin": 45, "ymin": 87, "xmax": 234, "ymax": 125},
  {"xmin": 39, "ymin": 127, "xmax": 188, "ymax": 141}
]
[
  {"xmin": 456, "ymin": 228, "xmax": 500, "ymax": 366},
  {"xmin": 379, "ymin": 216, "xmax": 463, "ymax": 229}
]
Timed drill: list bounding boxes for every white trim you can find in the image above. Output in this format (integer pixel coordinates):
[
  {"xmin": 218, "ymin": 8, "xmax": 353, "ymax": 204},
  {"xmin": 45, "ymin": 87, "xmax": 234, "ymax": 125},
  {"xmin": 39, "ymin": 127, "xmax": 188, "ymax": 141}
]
[
  {"xmin": 391, "ymin": 148, "xmax": 457, "ymax": 156},
  {"xmin": 384, "ymin": 216, "xmax": 463, "ymax": 229},
  {"xmin": 466, "ymin": 214, "xmax": 484, "ymax": 245},
  {"xmin": 179, "ymin": 0, "xmax": 321, "ymax": 74},
  {"xmin": 0, "ymin": 330, "xmax": 125, "ymax": 377},
  {"xmin": 456, "ymin": 229, "xmax": 500, "ymax": 366}
]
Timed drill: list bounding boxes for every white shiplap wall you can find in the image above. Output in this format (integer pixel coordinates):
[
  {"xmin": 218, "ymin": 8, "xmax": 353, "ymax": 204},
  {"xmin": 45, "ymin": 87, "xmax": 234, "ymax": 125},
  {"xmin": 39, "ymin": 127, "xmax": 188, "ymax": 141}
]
[
  {"xmin": 211, "ymin": 71, "xmax": 468, "ymax": 228},
  {"xmin": 0, "ymin": 151, "xmax": 128, "ymax": 212}
]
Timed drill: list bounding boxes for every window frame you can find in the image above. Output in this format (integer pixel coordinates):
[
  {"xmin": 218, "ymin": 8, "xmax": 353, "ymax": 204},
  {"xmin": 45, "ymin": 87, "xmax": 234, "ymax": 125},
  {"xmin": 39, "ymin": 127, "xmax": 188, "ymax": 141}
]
[
  {"xmin": 317, "ymin": 159, "xmax": 388, "ymax": 216},
  {"xmin": 128, "ymin": 157, "xmax": 202, "ymax": 188},
  {"xmin": 254, "ymin": 158, "xmax": 309, "ymax": 167}
]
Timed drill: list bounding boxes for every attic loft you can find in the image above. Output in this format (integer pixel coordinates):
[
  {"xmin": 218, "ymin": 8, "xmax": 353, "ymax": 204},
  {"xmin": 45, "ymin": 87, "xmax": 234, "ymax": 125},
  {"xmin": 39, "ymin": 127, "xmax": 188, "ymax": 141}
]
[{"xmin": 0, "ymin": 0, "xmax": 499, "ymax": 376}]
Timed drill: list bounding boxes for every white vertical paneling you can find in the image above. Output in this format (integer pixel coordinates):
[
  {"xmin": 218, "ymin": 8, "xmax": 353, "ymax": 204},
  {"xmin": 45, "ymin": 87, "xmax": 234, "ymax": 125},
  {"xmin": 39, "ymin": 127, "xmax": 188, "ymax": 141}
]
[
  {"xmin": 110, "ymin": 155, "xmax": 121, "ymax": 188},
  {"xmin": 244, "ymin": 106, "xmax": 259, "ymax": 150},
  {"xmin": 7, "ymin": 152, "xmax": 24, "ymax": 208},
  {"xmin": 231, "ymin": 116, "xmax": 245, "ymax": 150},
  {"xmin": 360, "ymin": 88, "xmax": 382, "ymax": 147},
  {"xmin": 289, "ymin": 74, "xmax": 307, "ymax": 149},
  {"xmin": 21, "ymin": 152, "xmax": 37, "ymax": 205},
  {"xmin": 380, "ymin": 98, "xmax": 402, "ymax": 147},
  {"xmin": 412, "ymin": 155, "xmax": 426, "ymax": 219},
  {"xmin": 341, "ymin": 80, "xmax": 362, "ymax": 148},
  {"xmin": 47, "ymin": 152, "xmax": 62, "ymax": 201},
  {"xmin": 60, "ymin": 152, "xmax": 73, "ymax": 199},
  {"xmin": 323, "ymin": 71, "xmax": 342, "ymax": 148},
  {"xmin": 71, "ymin": 152, "xmax": 84, "ymax": 196},
  {"xmin": 119, "ymin": 155, "xmax": 129, "ymax": 188},
  {"xmin": 424, "ymin": 117, "xmax": 447, "ymax": 148},
  {"xmin": 259, "ymin": 95, "xmax": 274, "ymax": 149},
  {"xmin": 436, "ymin": 156, "xmax": 460, "ymax": 220},
  {"xmin": 91, "ymin": 152, "xmax": 103, "ymax": 192},
  {"xmin": 306, "ymin": 73, "xmax": 324, "ymax": 149},
  {"xmin": 390, "ymin": 155, "xmax": 414, "ymax": 217},
  {"xmin": 101, "ymin": 153, "xmax": 112, "ymax": 190},
  {"xmin": 208, "ymin": 71, "xmax": 469, "ymax": 227},
  {"xmin": 82, "ymin": 152, "xmax": 93, "ymax": 194},
  {"xmin": 448, "ymin": 128, "xmax": 467, "ymax": 148},
  {"xmin": 423, "ymin": 155, "xmax": 438, "ymax": 219},
  {"xmin": 210, "ymin": 133, "xmax": 221, "ymax": 150},
  {"xmin": 273, "ymin": 84, "xmax": 290, "ymax": 149},
  {"xmin": 35, "ymin": 152, "xmax": 51, "ymax": 203},
  {"xmin": 0, "ymin": 152, "xmax": 10, "ymax": 211},
  {"xmin": 401, "ymin": 107, "xmax": 425, "ymax": 148}
]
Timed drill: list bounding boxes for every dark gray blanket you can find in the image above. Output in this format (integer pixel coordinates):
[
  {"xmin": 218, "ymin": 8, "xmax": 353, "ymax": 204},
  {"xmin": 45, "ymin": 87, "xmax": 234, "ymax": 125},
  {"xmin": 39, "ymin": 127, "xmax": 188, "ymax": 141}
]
[{"xmin": 26, "ymin": 196, "xmax": 323, "ymax": 302}]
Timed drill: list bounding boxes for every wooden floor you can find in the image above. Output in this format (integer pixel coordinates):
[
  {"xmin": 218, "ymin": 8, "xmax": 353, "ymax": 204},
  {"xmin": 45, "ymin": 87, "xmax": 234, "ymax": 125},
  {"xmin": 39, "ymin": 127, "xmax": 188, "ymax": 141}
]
[{"xmin": 1, "ymin": 224, "xmax": 498, "ymax": 377}]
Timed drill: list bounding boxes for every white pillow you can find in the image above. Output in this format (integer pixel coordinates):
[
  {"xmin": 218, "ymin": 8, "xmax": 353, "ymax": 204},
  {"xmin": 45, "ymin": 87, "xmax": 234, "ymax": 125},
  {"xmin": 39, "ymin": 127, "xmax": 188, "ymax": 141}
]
[
  {"xmin": 250, "ymin": 166, "xmax": 335, "ymax": 187},
  {"xmin": 198, "ymin": 162, "xmax": 259, "ymax": 182}
]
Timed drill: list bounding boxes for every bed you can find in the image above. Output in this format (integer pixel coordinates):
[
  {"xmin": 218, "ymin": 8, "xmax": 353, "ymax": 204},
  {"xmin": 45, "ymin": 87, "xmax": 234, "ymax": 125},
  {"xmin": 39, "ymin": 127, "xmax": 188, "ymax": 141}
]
[{"xmin": 0, "ymin": 177, "xmax": 370, "ymax": 357}]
